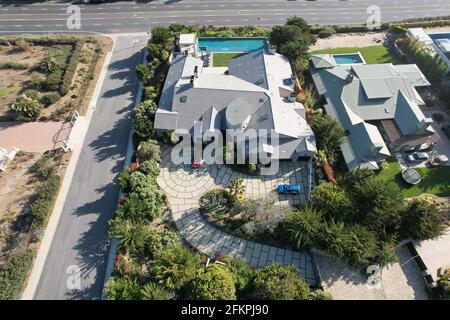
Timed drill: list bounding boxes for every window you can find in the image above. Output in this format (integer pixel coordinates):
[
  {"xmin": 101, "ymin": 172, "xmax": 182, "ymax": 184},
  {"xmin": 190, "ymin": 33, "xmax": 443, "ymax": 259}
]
[{"xmin": 180, "ymin": 96, "xmax": 188, "ymax": 103}]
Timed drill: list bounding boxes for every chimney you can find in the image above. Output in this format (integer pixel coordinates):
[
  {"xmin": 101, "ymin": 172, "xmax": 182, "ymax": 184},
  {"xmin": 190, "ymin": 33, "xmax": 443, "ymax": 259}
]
[
  {"xmin": 346, "ymin": 73, "xmax": 354, "ymax": 83},
  {"xmin": 194, "ymin": 65, "xmax": 199, "ymax": 78}
]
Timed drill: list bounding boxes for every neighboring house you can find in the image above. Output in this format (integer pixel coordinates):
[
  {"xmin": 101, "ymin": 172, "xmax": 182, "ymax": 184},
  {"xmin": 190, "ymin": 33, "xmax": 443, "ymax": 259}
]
[
  {"xmin": 154, "ymin": 41, "xmax": 316, "ymax": 162},
  {"xmin": 408, "ymin": 28, "xmax": 450, "ymax": 75},
  {"xmin": 310, "ymin": 54, "xmax": 434, "ymax": 170}
]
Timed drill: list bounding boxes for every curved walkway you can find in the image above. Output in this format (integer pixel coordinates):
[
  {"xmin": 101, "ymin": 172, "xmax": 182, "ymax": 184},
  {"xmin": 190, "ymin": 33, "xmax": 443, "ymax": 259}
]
[{"xmin": 157, "ymin": 145, "xmax": 317, "ymax": 286}]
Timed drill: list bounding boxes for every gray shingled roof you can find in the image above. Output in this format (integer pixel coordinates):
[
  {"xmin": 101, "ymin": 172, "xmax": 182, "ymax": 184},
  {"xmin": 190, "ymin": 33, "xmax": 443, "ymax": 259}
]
[
  {"xmin": 228, "ymin": 50, "xmax": 269, "ymax": 89},
  {"xmin": 311, "ymin": 62, "xmax": 432, "ymax": 170}
]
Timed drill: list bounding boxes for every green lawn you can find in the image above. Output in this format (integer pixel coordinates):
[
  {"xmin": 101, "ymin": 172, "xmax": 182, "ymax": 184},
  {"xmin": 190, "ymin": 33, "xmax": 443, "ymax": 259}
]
[
  {"xmin": 311, "ymin": 45, "xmax": 405, "ymax": 65},
  {"xmin": 213, "ymin": 52, "xmax": 245, "ymax": 67},
  {"xmin": 377, "ymin": 158, "xmax": 450, "ymax": 197}
]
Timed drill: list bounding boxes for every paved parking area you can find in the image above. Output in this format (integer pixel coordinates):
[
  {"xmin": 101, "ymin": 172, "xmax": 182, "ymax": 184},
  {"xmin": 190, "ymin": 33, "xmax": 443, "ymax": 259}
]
[
  {"xmin": 157, "ymin": 145, "xmax": 317, "ymax": 286},
  {"xmin": 0, "ymin": 121, "xmax": 72, "ymax": 153}
]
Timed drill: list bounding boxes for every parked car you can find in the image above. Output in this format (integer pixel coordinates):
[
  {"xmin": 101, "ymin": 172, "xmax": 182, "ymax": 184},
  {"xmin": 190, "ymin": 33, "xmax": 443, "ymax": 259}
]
[
  {"xmin": 429, "ymin": 155, "xmax": 449, "ymax": 166},
  {"xmin": 401, "ymin": 145, "xmax": 416, "ymax": 153},
  {"xmin": 442, "ymin": 124, "xmax": 450, "ymax": 140},
  {"xmin": 407, "ymin": 152, "xmax": 429, "ymax": 163},
  {"xmin": 416, "ymin": 142, "xmax": 436, "ymax": 151},
  {"xmin": 277, "ymin": 184, "xmax": 301, "ymax": 194}
]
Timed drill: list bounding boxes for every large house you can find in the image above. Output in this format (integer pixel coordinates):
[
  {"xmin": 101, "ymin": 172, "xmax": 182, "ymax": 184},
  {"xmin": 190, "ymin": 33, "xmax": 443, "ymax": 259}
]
[
  {"xmin": 154, "ymin": 40, "xmax": 316, "ymax": 162},
  {"xmin": 310, "ymin": 54, "xmax": 434, "ymax": 170}
]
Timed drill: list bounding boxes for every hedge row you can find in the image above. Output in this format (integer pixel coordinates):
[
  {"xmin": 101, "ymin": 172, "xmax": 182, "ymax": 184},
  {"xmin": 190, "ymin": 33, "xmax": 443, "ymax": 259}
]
[
  {"xmin": 59, "ymin": 41, "xmax": 83, "ymax": 96},
  {"xmin": 0, "ymin": 250, "xmax": 34, "ymax": 300},
  {"xmin": 0, "ymin": 61, "xmax": 29, "ymax": 70}
]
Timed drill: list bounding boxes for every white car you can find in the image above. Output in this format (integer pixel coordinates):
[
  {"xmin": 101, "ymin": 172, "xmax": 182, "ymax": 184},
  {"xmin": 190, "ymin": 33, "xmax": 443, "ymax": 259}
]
[{"xmin": 407, "ymin": 152, "xmax": 429, "ymax": 163}]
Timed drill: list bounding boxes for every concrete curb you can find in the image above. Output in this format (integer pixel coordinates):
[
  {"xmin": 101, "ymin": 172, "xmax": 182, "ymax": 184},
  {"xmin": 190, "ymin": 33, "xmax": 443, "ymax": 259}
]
[{"xmin": 21, "ymin": 35, "xmax": 117, "ymax": 300}]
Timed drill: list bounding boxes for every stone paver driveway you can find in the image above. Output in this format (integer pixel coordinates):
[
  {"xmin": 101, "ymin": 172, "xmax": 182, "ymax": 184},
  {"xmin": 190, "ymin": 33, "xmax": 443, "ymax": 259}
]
[{"xmin": 157, "ymin": 145, "xmax": 317, "ymax": 286}]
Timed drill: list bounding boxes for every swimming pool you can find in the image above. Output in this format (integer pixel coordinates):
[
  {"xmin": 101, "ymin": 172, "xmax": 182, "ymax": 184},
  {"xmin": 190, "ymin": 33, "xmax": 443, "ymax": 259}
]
[
  {"xmin": 333, "ymin": 53, "xmax": 365, "ymax": 65},
  {"xmin": 429, "ymin": 32, "xmax": 450, "ymax": 41},
  {"xmin": 197, "ymin": 37, "xmax": 267, "ymax": 53}
]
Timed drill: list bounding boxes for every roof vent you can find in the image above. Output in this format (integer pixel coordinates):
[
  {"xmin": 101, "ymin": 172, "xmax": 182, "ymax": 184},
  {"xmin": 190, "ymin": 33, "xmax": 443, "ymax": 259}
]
[
  {"xmin": 259, "ymin": 114, "xmax": 269, "ymax": 122},
  {"xmin": 189, "ymin": 75, "xmax": 195, "ymax": 87},
  {"xmin": 194, "ymin": 65, "xmax": 199, "ymax": 78},
  {"xmin": 180, "ymin": 96, "xmax": 188, "ymax": 103},
  {"xmin": 346, "ymin": 73, "xmax": 354, "ymax": 83},
  {"xmin": 259, "ymin": 98, "xmax": 265, "ymax": 103},
  {"xmin": 256, "ymin": 79, "xmax": 264, "ymax": 85}
]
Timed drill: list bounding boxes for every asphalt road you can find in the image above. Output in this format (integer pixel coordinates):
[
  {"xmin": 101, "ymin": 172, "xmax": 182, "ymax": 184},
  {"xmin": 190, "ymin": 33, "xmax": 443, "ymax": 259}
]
[
  {"xmin": 1, "ymin": 0, "xmax": 450, "ymax": 34},
  {"xmin": 34, "ymin": 35, "xmax": 147, "ymax": 300}
]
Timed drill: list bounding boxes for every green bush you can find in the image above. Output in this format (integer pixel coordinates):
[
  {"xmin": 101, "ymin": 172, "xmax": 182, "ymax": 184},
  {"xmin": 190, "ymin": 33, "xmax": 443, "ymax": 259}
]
[
  {"xmin": 40, "ymin": 91, "xmax": 61, "ymax": 107},
  {"xmin": 252, "ymin": 264, "xmax": 311, "ymax": 300},
  {"xmin": 143, "ymin": 228, "xmax": 180, "ymax": 258},
  {"xmin": 132, "ymin": 100, "xmax": 157, "ymax": 139},
  {"xmin": 115, "ymin": 189, "xmax": 165, "ymax": 223},
  {"xmin": 401, "ymin": 199, "xmax": 447, "ymax": 241},
  {"xmin": 30, "ymin": 175, "xmax": 60, "ymax": 229},
  {"xmin": 137, "ymin": 139, "xmax": 161, "ymax": 163},
  {"xmin": 140, "ymin": 282, "xmax": 171, "ymax": 300},
  {"xmin": 0, "ymin": 250, "xmax": 34, "ymax": 300},
  {"xmin": 222, "ymin": 257, "xmax": 254, "ymax": 298},
  {"xmin": 109, "ymin": 218, "xmax": 147, "ymax": 253},
  {"xmin": 0, "ymin": 61, "xmax": 29, "ymax": 70},
  {"xmin": 11, "ymin": 94, "xmax": 44, "ymax": 121},
  {"xmin": 152, "ymin": 245, "xmax": 199, "ymax": 291},
  {"xmin": 137, "ymin": 160, "xmax": 160, "ymax": 178},
  {"xmin": 437, "ymin": 276, "xmax": 450, "ymax": 299},
  {"xmin": 187, "ymin": 264, "xmax": 236, "ymax": 300},
  {"xmin": 104, "ymin": 277, "xmax": 141, "ymax": 300}
]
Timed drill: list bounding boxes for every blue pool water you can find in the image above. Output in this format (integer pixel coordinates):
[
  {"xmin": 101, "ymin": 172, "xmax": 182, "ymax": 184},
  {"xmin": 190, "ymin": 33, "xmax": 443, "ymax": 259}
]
[
  {"xmin": 429, "ymin": 33, "xmax": 450, "ymax": 41},
  {"xmin": 333, "ymin": 54, "xmax": 364, "ymax": 65},
  {"xmin": 197, "ymin": 38, "xmax": 267, "ymax": 52}
]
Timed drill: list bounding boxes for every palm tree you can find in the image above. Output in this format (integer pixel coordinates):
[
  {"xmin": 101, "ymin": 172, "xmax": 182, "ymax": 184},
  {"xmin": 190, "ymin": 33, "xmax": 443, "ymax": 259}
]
[
  {"xmin": 140, "ymin": 282, "xmax": 171, "ymax": 300},
  {"xmin": 109, "ymin": 218, "xmax": 146, "ymax": 253},
  {"xmin": 152, "ymin": 245, "xmax": 198, "ymax": 291}
]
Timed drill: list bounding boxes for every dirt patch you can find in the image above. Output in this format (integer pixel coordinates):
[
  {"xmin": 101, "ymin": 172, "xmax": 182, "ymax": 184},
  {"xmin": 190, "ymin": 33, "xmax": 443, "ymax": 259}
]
[
  {"xmin": 309, "ymin": 32, "xmax": 386, "ymax": 51},
  {"xmin": 0, "ymin": 150, "xmax": 70, "ymax": 258},
  {"xmin": 0, "ymin": 45, "xmax": 46, "ymax": 119},
  {"xmin": 0, "ymin": 35, "xmax": 113, "ymax": 122}
]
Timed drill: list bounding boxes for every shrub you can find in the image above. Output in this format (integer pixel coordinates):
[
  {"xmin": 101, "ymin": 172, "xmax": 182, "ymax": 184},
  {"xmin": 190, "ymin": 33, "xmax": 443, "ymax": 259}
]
[
  {"xmin": 115, "ymin": 189, "xmax": 165, "ymax": 224},
  {"xmin": 437, "ymin": 276, "xmax": 450, "ymax": 299},
  {"xmin": 318, "ymin": 27, "xmax": 336, "ymax": 39},
  {"xmin": 222, "ymin": 257, "xmax": 254, "ymax": 297},
  {"xmin": 311, "ymin": 183, "xmax": 354, "ymax": 221},
  {"xmin": 284, "ymin": 207, "xmax": 324, "ymax": 250},
  {"xmin": 109, "ymin": 218, "xmax": 147, "ymax": 253},
  {"xmin": 40, "ymin": 91, "xmax": 61, "ymax": 107},
  {"xmin": 137, "ymin": 139, "xmax": 161, "ymax": 163},
  {"xmin": 11, "ymin": 94, "xmax": 44, "ymax": 121},
  {"xmin": 137, "ymin": 160, "xmax": 160, "ymax": 178},
  {"xmin": 310, "ymin": 112, "xmax": 345, "ymax": 164},
  {"xmin": 152, "ymin": 245, "xmax": 198, "ymax": 291},
  {"xmin": 15, "ymin": 40, "xmax": 29, "ymax": 51},
  {"xmin": 0, "ymin": 61, "xmax": 29, "ymax": 70},
  {"xmin": 187, "ymin": 264, "xmax": 236, "ymax": 300},
  {"xmin": 143, "ymin": 228, "xmax": 180, "ymax": 258},
  {"xmin": 104, "ymin": 277, "xmax": 141, "ymax": 300},
  {"xmin": 132, "ymin": 100, "xmax": 157, "ymax": 139},
  {"xmin": 310, "ymin": 289, "xmax": 333, "ymax": 300},
  {"xmin": 252, "ymin": 264, "xmax": 311, "ymax": 300},
  {"xmin": 150, "ymin": 27, "xmax": 173, "ymax": 46},
  {"xmin": 401, "ymin": 199, "xmax": 447, "ymax": 241},
  {"xmin": 21, "ymin": 89, "xmax": 40, "ymax": 100},
  {"xmin": 30, "ymin": 175, "xmax": 61, "ymax": 229},
  {"xmin": 29, "ymin": 155, "xmax": 54, "ymax": 181},
  {"xmin": 140, "ymin": 282, "xmax": 171, "ymax": 300},
  {"xmin": 0, "ymin": 250, "xmax": 34, "ymax": 300}
]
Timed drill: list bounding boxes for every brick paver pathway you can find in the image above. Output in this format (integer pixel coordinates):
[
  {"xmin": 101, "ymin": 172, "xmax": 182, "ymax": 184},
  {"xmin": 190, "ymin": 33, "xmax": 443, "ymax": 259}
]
[{"xmin": 157, "ymin": 145, "xmax": 317, "ymax": 286}]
